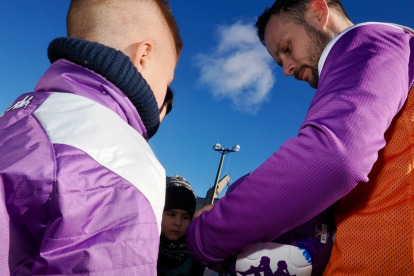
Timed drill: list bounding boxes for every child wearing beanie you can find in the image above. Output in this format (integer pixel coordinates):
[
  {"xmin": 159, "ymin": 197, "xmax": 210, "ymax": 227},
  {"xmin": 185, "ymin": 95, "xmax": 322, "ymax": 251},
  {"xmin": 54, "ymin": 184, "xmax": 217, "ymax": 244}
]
[{"xmin": 157, "ymin": 175, "xmax": 205, "ymax": 276}]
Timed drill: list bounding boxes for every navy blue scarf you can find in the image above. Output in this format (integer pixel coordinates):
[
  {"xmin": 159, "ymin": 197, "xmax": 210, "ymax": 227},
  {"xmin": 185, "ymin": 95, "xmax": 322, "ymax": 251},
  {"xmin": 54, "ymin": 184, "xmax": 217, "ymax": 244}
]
[{"xmin": 47, "ymin": 37, "xmax": 160, "ymax": 139}]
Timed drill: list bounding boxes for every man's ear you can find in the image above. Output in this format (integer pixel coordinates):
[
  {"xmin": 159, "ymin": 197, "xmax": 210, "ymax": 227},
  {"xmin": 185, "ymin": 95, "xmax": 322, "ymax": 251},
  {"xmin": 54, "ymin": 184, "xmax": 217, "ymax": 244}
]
[
  {"xmin": 128, "ymin": 41, "xmax": 154, "ymax": 73},
  {"xmin": 305, "ymin": 0, "xmax": 329, "ymax": 29}
]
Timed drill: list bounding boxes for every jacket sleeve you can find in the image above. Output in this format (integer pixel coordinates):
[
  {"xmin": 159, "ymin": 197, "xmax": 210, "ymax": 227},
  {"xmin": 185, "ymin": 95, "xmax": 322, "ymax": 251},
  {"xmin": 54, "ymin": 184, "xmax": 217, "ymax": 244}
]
[
  {"xmin": 0, "ymin": 94, "xmax": 56, "ymax": 275},
  {"xmin": 186, "ymin": 25, "xmax": 414, "ymax": 266},
  {"xmin": 29, "ymin": 92, "xmax": 165, "ymax": 275}
]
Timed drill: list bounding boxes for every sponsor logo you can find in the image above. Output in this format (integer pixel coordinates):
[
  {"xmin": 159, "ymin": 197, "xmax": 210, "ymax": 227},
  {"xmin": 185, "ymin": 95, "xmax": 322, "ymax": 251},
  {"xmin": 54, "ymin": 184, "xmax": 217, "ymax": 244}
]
[
  {"xmin": 238, "ymin": 256, "xmax": 296, "ymax": 276},
  {"xmin": 6, "ymin": 95, "xmax": 34, "ymax": 112}
]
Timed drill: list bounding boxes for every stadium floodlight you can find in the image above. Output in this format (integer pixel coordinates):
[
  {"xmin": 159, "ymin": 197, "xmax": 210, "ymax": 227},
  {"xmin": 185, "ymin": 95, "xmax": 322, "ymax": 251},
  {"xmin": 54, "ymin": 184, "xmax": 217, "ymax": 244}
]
[
  {"xmin": 233, "ymin": 145, "xmax": 240, "ymax": 152},
  {"xmin": 213, "ymin": 143, "xmax": 221, "ymax": 150},
  {"xmin": 209, "ymin": 143, "xmax": 240, "ymax": 204}
]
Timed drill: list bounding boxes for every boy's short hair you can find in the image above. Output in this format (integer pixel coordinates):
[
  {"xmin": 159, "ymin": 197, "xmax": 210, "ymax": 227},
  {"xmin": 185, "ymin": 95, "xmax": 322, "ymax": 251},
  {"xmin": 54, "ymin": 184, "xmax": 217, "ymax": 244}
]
[
  {"xmin": 153, "ymin": 0, "xmax": 183, "ymax": 56},
  {"xmin": 67, "ymin": 0, "xmax": 183, "ymax": 56}
]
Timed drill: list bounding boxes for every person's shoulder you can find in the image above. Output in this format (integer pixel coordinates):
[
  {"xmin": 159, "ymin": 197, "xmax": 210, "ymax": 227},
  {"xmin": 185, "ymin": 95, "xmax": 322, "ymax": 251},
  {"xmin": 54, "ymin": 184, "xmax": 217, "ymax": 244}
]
[
  {"xmin": 0, "ymin": 92, "xmax": 56, "ymax": 193},
  {"xmin": 0, "ymin": 92, "xmax": 54, "ymax": 145},
  {"xmin": 319, "ymin": 22, "xmax": 410, "ymax": 76},
  {"xmin": 349, "ymin": 22, "xmax": 409, "ymax": 38},
  {"xmin": 333, "ymin": 22, "xmax": 411, "ymax": 56}
]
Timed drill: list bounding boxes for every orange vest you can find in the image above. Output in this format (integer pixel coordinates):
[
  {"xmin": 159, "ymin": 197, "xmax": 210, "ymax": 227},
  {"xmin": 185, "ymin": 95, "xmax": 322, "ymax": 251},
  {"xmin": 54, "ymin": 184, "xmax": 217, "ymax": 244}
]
[{"xmin": 323, "ymin": 86, "xmax": 414, "ymax": 275}]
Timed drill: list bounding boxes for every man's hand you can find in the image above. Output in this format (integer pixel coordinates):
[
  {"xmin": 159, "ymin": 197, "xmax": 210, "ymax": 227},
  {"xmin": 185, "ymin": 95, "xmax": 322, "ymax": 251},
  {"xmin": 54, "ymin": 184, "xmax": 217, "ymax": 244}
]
[{"xmin": 193, "ymin": 204, "xmax": 214, "ymax": 219}]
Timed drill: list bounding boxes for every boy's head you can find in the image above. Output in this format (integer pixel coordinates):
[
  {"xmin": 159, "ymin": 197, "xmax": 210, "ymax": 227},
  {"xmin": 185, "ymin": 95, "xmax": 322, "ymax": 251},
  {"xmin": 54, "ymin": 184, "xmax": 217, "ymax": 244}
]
[
  {"xmin": 66, "ymin": 0, "xmax": 183, "ymax": 112},
  {"xmin": 161, "ymin": 175, "xmax": 196, "ymax": 241}
]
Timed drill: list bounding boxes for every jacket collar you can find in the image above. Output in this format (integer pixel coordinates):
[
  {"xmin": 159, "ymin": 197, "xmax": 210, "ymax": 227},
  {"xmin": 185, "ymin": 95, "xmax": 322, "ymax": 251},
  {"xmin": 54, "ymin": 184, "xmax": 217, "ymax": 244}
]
[{"xmin": 46, "ymin": 37, "xmax": 160, "ymax": 139}]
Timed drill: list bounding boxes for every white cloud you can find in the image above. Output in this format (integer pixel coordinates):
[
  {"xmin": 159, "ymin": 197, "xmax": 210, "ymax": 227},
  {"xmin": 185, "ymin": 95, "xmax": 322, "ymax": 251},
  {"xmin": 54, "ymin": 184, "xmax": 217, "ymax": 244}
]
[{"xmin": 195, "ymin": 21, "xmax": 275, "ymax": 114}]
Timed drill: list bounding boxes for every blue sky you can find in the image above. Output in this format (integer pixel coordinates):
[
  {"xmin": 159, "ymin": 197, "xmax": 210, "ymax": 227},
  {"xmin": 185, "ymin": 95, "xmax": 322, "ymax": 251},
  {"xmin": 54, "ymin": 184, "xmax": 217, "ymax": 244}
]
[{"xmin": 0, "ymin": 1, "xmax": 413, "ymax": 197}]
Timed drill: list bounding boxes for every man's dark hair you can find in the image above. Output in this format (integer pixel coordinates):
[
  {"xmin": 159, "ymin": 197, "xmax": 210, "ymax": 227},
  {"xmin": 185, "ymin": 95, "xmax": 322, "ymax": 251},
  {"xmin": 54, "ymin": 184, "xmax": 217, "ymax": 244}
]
[
  {"xmin": 163, "ymin": 86, "xmax": 174, "ymax": 115},
  {"xmin": 255, "ymin": 0, "xmax": 350, "ymax": 45}
]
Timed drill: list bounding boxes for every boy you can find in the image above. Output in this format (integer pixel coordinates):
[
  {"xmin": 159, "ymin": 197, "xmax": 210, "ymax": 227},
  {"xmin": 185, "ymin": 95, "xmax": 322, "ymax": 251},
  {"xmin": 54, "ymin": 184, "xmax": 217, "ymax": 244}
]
[
  {"xmin": 0, "ymin": 0, "xmax": 182, "ymax": 275},
  {"xmin": 157, "ymin": 175, "xmax": 204, "ymax": 276}
]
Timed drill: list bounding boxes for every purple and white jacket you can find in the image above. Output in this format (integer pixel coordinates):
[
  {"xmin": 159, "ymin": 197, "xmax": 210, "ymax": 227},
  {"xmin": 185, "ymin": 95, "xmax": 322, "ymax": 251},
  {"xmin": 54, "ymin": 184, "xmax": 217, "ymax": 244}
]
[
  {"xmin": 0, "ymin": 38, "xmax": 165, "ymax": 275},
  {"xmin": 186, "ymin": 23, "xmax": 414, "ymax": 266}
]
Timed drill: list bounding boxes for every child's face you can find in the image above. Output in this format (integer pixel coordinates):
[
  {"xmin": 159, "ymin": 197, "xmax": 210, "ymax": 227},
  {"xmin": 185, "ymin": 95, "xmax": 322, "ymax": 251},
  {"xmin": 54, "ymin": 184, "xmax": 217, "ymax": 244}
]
[{"xmin": 161, "ymin": 209, "xmax": 191, "ymax": 241}]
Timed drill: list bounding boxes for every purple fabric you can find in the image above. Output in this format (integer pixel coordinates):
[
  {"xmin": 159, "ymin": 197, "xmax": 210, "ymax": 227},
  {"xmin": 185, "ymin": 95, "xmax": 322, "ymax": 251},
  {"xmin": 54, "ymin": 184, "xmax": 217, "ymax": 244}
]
[
  {"xmin": 33, "ymin": 144, "xmax": 159, "ymax": 275},
  {"xmin": 0, "ymin": 96, "xmax": 55, "ymax": 275},
  {"xmin": 186, "ymin": 24, "xmax": 414, "ymax": 266},
  {"xmin": 34, "ymin": 59, "xmax": 148, "ymax": 139},
  {"xmin": 0, "ymin": 62, "xmax": 159, "ymax": 275}
]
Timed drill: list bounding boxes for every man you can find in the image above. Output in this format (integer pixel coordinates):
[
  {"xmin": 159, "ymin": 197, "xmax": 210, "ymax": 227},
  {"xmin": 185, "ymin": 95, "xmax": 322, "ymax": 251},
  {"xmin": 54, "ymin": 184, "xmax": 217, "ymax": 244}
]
[
  {"xmin": 0, "ymin": 0, "xmax": 181, "ymax": 275},
  {"xmin": 186, "ymin": 0, "xmax": 414, "ymax": 274}
]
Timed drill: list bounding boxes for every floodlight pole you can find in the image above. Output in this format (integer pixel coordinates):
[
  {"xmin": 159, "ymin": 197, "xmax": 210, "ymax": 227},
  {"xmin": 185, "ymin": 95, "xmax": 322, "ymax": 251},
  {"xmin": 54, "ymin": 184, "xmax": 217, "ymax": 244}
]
[
  {"xmin": 211, "ymin": 152, "xmax": 226, "ymax": 205},
  {"xmin": 210, "ymin": 144, "xmax": 240, "ymax": 204}
]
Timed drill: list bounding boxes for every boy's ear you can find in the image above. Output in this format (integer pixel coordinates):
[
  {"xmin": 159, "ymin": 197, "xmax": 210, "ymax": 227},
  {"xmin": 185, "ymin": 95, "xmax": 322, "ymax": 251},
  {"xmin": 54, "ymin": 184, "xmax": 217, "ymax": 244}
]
[{"xmin": 130, "ymin": 40, "xmax": 154, "ymax": 73}]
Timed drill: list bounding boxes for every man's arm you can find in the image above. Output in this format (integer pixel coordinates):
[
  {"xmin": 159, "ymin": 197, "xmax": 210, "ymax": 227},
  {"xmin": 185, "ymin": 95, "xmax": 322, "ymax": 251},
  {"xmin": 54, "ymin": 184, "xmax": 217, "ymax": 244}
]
[{"xmin": 186, "ymin": 24, "xmax": 414, "ymax": 266}]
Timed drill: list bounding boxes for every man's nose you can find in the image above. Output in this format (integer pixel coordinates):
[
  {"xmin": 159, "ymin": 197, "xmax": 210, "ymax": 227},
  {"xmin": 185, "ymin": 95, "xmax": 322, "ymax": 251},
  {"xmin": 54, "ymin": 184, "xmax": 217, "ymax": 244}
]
[{"xmin": 283, "ymin": 60, "xmax": 295, "ymax": 76}]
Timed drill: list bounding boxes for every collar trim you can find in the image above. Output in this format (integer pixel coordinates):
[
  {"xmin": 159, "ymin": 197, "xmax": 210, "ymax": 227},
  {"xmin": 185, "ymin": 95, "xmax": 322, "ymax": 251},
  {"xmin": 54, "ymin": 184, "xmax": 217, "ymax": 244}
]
[{"xmin": 47, "ymin": 37, "xmax": 160, "ymax": 139}]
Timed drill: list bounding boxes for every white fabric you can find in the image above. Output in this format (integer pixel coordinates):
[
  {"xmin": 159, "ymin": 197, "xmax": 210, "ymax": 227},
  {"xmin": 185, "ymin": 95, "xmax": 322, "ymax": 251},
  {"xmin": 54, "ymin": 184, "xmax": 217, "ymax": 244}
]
[
  {"xmin": 236, "ymin": 242, "xmax": 312, "ymax": 276},
  {"xmin": 34, "ymin": 92, "xmax": 165, "ymax": 233},
  {"xmin": 318, "ymin": 22, "xmax": 411, "ymax": 76}
]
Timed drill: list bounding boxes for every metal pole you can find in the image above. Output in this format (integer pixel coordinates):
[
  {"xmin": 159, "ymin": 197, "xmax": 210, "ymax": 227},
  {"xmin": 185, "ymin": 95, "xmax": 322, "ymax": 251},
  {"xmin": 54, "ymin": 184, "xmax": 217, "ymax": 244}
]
[{"xmin": 210, "ymin": 151, "xmax": 226, "ymax": 204}]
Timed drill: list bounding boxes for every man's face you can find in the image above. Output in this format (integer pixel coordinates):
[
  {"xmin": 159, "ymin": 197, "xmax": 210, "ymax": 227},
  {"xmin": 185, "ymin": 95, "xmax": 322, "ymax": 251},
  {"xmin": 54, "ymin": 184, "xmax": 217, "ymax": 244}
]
[
  {"xmin": 161, "ymin": 209, "xmax": 191, "ymax": 241},
  {"xmin": 264, "ymin": 14, "xmax": 332, "ymax": 88}
]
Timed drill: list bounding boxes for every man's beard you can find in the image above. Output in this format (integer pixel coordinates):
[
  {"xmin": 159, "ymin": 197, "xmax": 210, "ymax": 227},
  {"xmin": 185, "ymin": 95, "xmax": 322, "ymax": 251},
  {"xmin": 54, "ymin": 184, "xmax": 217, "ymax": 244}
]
[{"xmin": 300, "ymin": 23, "xmax": 333, "ymax": 88}]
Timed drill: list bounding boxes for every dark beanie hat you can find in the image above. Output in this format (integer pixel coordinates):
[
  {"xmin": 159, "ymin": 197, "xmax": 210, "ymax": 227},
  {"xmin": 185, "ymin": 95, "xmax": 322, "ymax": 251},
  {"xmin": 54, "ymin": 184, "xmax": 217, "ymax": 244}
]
[{"xmin": 164, "ymin": 175, "xmax": 197, "ymax": 217}]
